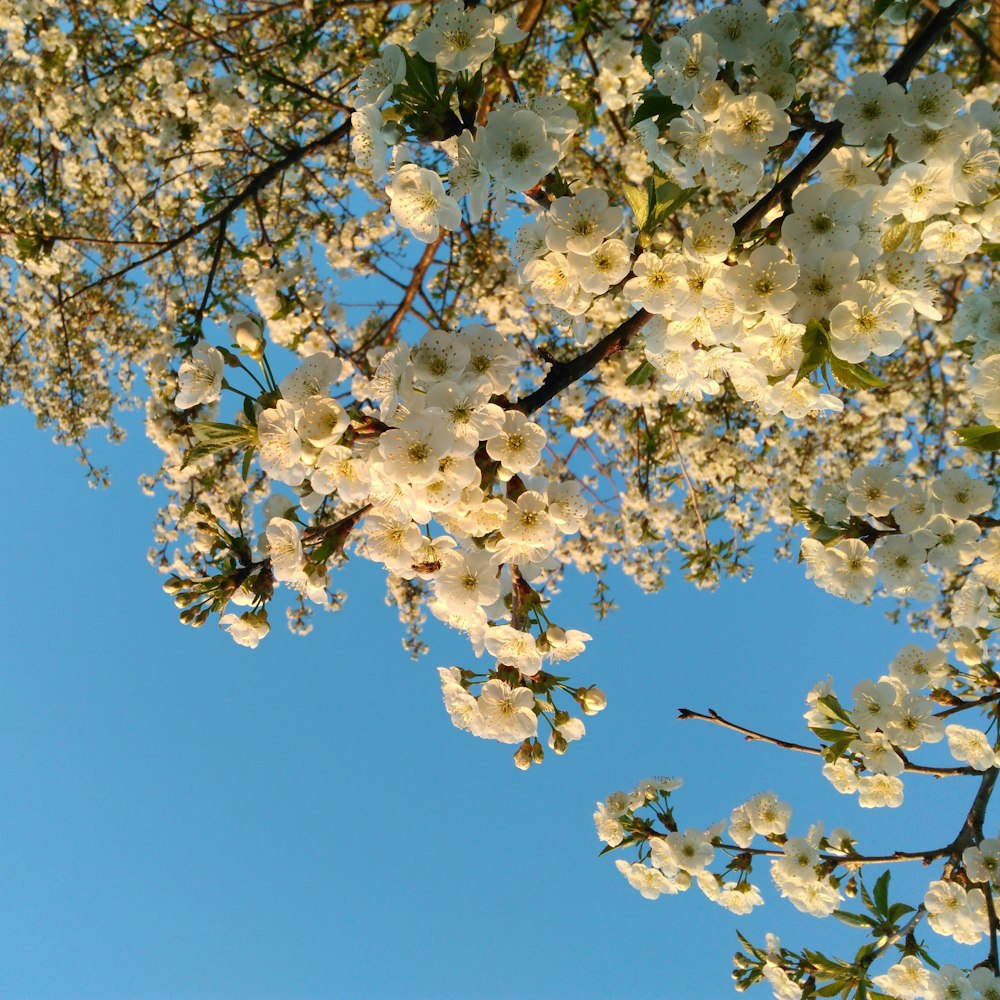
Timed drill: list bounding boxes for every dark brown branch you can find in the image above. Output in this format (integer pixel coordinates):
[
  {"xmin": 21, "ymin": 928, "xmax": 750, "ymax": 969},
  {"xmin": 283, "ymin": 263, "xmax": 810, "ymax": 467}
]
[
  {"xmin": 734, "ymin": 0, "xmax": 973, "ymax": 238},
  {"xmin": 376, "ymin": 233, "xmax": 444, "ymax": 347},
  {"xmin": 934, "ymin": 690, "xmax": 1000, "ymax": 719},
  {"xmin": 514, "ymin": 309, "xmax": 652, "ymax": 415},
  {"xmin": 946, "ymin": 767, "xmax": 998, "ymax": 861},
  {"xmin": 678, "ymin": 707, "xmax": 977, "ymax": 777},
  {"xmin": 193, "ymin": 219, "xmax": 229, "ymax": 331},
  {"xmin": 716, "ymin": 842, "xmax": 950, "ymax": 865},
  {"xmin": 510, "ymin": 0, "xmax": 975, "ymax": 416}
]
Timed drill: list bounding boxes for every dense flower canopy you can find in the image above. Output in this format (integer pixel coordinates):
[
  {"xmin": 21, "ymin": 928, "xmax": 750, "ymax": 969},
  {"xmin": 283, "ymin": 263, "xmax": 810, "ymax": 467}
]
[{"xmin": 7, "ymin": 0, "xmax": 1000, "ymax": 995}]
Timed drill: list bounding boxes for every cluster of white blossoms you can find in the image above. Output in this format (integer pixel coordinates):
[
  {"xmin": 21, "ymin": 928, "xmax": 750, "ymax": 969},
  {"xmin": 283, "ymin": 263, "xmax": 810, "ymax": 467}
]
[
  {"xmin": 599, "ymin": 780, "xmax": 863, "ymax": 920},
  {"xmin": 873, "ymin": 959, "xmax": 1000, "ymax": 1000},
  {"xmin": 799, "ymin": 463, "xmax": 998, "ymax": 623},
  {"xmin": 22, "ymin": 0, "xmax": 1000, "ymax": 991},
  {"xmin": 804, "ymin": 636, "xmax": 1000, "ymax": 807},
  {"xmin": 352, "ymin": 1, "xmax": 1000, "ymax": 427},
  {"xmin": 922, "ymin": 879, "xmax": 989, "ymax": 946},
  {"xmin": 348, "ymin": 1, "xmax": 575, "ymax": 238},
  {"xmin": 171, "ymin": 313, "xmax": 610, "ymax": 758}
]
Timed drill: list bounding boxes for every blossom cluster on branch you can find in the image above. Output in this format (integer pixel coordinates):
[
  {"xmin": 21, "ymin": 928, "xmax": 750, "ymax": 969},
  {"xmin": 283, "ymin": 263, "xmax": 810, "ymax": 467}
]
[{"xmin": 8, "ymin": 0, "xmax": 1000, "ymax": 994}]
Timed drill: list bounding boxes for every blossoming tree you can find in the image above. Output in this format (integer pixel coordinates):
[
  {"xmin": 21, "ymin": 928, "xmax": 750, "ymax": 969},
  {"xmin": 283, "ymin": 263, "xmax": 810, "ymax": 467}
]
[{"xmin": 6, "ymin": 0, "xmax": 1000, "ymax": 994}]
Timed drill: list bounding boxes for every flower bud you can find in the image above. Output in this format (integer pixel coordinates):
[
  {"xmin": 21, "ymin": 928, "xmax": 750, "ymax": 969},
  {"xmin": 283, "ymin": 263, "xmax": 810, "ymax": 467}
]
[
  {"xmin": 513, "ymin": 740, "xmax": 533, "ymax": 770},
  {"xmin": 551, "ymin": 733, "xmax": 569, "ymax": 755},
  {"xmin": 531, "ymin": 740, "xmax": 545, "ymax": 764},
  {"xmin": 162, "ymin": 576, "xmax": 186, "ymax": 595},
  {"xmin": 544, "ymin": 625, "xmax": 567, "ymax": 646},
  {"xmin": 577, "ymin": 686, "xmax": 608, "ymax": 715},
  {"xmin": 230, "ymin": 312, "xmax": 266, "ymax": 360}
]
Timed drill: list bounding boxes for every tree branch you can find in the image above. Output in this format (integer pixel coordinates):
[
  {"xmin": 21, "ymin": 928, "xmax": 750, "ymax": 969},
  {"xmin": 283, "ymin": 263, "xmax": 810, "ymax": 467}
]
[
  {"xmin": 678, "ymin": 707, "xmax": 977, "ymax": 777},
  {"xmin": 375, "ymin": 233, "xmax": 444, "ymax": 347},
  {"xmin": 66, "ymin": 120, "xmax": 350, "ymax": 302},
  {"xmin": 514, "ymin": 308, "xmax": 652, "ymax": 415},
  {"xmin": 510, "ymin": 0, "xmax": 975, "ymax": 415}
]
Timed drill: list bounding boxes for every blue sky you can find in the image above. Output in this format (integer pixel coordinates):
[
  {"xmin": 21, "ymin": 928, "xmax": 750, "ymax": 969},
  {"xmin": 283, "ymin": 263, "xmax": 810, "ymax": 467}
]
[{"xmin": 1, "ymin": 403, "xmax": 987, "ymax": 999}]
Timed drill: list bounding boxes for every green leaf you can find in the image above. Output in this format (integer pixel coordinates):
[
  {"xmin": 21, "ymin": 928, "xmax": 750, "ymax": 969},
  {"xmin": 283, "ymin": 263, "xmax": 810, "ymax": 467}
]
[
  {"xmin": 815, "ymin": 984, "xmax": 844, "ymax": 998},
  {"xmin": 885, "ymin": 901, "xmax": 915, "ymax": 922},
  {"xmin": 241, "ymin": 446, "xmax": 256, "ymax": 482},
  {"xmin": 833, "ymin": 910, "xmax": 877, "ymax": 928},
  {"xmin": 872, "ymin": 870, "xmax": 890, "ymax": 916},
  {"xmin": 858, "ymin": 877, "xmax": 876, "ymax": 915},
  {"xmin": 650, "ymin": 181, "xmax": 699, "ymax": 224},
  {"xmin": 880, "ymin": 220, "xmax": 909, "ymax": 255},
  {"xmin": 597, "ymin": 835, "xmax": 641, "ymax": 856},
  {"xmin": 817, "ymin": 694, "xmax": 854, "ymax": 726},
  {"xmin": 623, "ymin": 182, "xmax": 650, "ymax": 230},
  {"xmin": 626, "ymin": 359, "xmax": 656, "ymax": 386},
  {"xmin": 180, "ymin": 442, "xmax": 223, "ymax": 470},
  {"xmin": 790, "ymin": 498, "xmax": 825, "ymax": 529},
  {"xmin": 402, "ymin": 49, "xmax": 438, "ymax": 98},
  {"xmin": 829, "ymin": 357, "xmax": 887, "ymax": 390},
  {"xmin": 872, "ymin": 0, "xmax": 896, "ymax": 22},
  {"xmin": 15, "ymin": 234, "xmax": 42, "ymax": 259},
  {"xmin": 191, "ymin": 421, "xmax": 255, "ymax": 448},
  {"xmin": 631, "ymin": 91, "xmax": 682, "ymax": 130},
  {"xmin": 182, "ymin": 422, "xmax": 255, "ymax": 471},
  {"xmin": 957, "ymin": 424, "xmax": 1000, "ymax": 452},
  {"xmin": 640, "ymin": 31, "xmax": 661, "ymax": 74},
  {"xmin": 981, "ymin": 242, "xmax": 1000, "ymax": 261},
  {"xmin": 810, "ymin": 726, "xmax": 849, "ymax": 743},
  {"xmin": 795, "ymin": 319, "xmax": 830, "ymax": 385}
]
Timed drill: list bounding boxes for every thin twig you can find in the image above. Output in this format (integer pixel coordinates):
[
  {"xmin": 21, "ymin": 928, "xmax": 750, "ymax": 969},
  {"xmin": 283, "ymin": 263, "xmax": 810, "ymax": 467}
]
[
  {"xmin": 66, "ymin": 121, "xmax": 350, "ymax": 301},
  {"xmin": 677, "ymin": 707, "xmax": 977, "ymax": 777}
]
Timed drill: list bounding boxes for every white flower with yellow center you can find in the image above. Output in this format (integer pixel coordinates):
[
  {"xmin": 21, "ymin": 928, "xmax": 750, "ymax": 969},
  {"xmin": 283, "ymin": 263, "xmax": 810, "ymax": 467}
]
[
  {"xmin": 479, "ymin": 104, "xmax": 561, "ymax": 192},
  {"xmin": 829, "ymin": 281, "xmax": 912, "ymax": 363},
  {"xmin": 412, "ymin": 0, "xmax": 496, "ymax": 74},
  {"xmin": 624, "ymin": 252, "xmax": 690, "ymax": 315},
  {"xmin": 476, "ymin": 678, "xmax": 538, "ymax": 743},
  {"xmin": 175, "ymin": 341, "xmax": 224, "ymax": 409},
  {"xmin": 386, "ymin": 164, "xmax": 461, "ymax": 244},
  {"xmin": 713, "ymin": 91, "xmax": 789, "ymax": 167}
]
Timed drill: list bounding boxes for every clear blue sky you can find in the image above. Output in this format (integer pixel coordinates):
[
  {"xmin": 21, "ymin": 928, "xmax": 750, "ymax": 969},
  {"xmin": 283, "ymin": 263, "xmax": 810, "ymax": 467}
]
[{"xmin": 0, "ymin": 404, "xmax": 984, "ymax": 999}]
